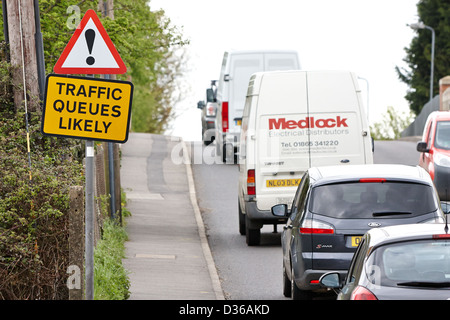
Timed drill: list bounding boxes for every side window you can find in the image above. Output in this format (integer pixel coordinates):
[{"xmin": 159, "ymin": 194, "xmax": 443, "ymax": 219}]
[{"xmin": 290, "ymin": 173, "xmax": 309, "ymax": 221}]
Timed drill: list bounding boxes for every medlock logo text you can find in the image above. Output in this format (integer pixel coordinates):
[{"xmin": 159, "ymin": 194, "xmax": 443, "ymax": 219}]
[{"xmin": 268, "ymin": 116, "xmax": 348, "ymax": 130}]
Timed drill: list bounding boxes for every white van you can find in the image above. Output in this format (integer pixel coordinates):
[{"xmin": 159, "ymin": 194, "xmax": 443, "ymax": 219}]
[
  {"xmin": 238, "ymin": 70, "xmax": 373, "ymax": 245},
  {"xmin": 215, "ymin": 50, "xmax": 301, "ymax": 163}
]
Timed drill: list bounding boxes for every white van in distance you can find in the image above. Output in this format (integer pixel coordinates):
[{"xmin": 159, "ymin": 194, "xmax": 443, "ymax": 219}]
[
  {"xmin": 215, "ymin": 50, "xmax": 301, "ymax": 163},
  {"xmin": 238, "ymin": 70, "xmax": 373, "ymax": 245}
]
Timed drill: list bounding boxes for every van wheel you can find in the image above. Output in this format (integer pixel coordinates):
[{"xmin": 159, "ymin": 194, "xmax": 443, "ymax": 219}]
[
  {"xmin": 245, "ymin": 216, "xmax": 260, "ymax": 246},
  {"xmin": 238, "ymin": 200, "xmax": 246, "ymax": 235},
  {"xmin": 223, "ymin": 143, "xmax": 235, "ymax": 164},
  {"xmin": 222, "ymin": 143, "xmax": 228, "ymax": 163}
]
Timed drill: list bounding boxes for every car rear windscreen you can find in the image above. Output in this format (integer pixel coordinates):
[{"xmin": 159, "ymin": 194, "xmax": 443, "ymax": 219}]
[
  {"xmin": 309, "ymin": 182, "xmax": 438, "ymax": 219},
  {"xmin": 370, "ymin": 239, "xmax": 450, "ymax": 286}
]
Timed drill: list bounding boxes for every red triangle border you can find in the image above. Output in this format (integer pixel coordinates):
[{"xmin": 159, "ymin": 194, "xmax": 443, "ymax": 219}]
[{"xmin": 53, "ymin": 9, "xmax": 127, "ymax": 74}]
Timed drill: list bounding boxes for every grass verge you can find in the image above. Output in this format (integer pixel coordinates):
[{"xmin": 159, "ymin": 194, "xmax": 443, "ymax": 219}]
[{"xmin": 94, "ymin": 218, "xmax": 130, "ymax": 300}]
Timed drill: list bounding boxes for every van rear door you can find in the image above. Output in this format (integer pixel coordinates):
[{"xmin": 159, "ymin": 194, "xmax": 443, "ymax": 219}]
[
  {"xmin": 256, "ymin": 72, "xmax": 309, "ymax": 211},
  {"xmin": 306, "ymin": 71, "xmax": 369, "ymax": 166},
  {"xmin": 264, "ymin": 52, "xmax": 300, "ymax": 72},
  {"xmin": 229, "ymin": 54, "xmax": 263, "ymax": 134}
]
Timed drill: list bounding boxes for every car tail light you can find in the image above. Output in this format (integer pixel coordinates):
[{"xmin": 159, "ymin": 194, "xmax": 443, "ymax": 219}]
[
  {"xmin": 350, "ymin": 286, "xmax": 377, "ymax": 300},
  {"xmin": 300, "ymin": 219, "xmax": 334, "ymax": 234},
  {"xmin": 222, "ymin": 102, "xmax": 229, "ymax": 132},
  {"xmin": 433, "ymin": 234, "xmax": 450, "ymax": 239},
  {"xmin": 247, "ymin": 169, "xmax": 255, "ymax": 195},
  {"xmin": 359, "ymin": 178, "xmax": 386, "ymax": 183}
]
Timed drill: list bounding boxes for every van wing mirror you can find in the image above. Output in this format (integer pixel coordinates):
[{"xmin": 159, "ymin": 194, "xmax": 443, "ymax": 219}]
[
  {"xmin": 271, "ymin": 204, "xmax": 288, "ymax": 217},
  {"xmin": 206, "ymin": 88, "xmax": 215, "ymax": 102},
  {"xmin": 417, "ymin": 141, "xmax": 429, "ymax": 153},
  {"xmin": 197, "ymin": 101, "xmax": 205, "ymax": 109}
]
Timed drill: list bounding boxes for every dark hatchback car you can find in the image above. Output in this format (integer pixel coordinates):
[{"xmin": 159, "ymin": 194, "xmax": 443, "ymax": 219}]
[
  {"xmin": 320, "ymin": 223, "xmax": 450, "ymax": 300},
  {"xmin": 272, "ymin": 164, "xmax": 445, "ymax": 300}
]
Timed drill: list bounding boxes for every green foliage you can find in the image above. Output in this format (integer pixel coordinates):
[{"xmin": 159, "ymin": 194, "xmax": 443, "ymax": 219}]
[
  {"xmin": 0, "ymin": 57, "xmax": 84, "ymax": 299},
  {"xmin": 94, "ymin": 218, "xmax": 130, "ymax": 300},
  {"xmin": 370, "ymin": 106, "xmax": 415, "ymax": 140},
  {"xmin": 0, "ymin": 115, "xmax": 84, "ymax": 299},
  {"xmin": 396, "ymin": 0, "xmax": 450, "ymax": 115},
  {"xmin": 36, "ymin": 1, "xmax": 188, "ymax": 133}
]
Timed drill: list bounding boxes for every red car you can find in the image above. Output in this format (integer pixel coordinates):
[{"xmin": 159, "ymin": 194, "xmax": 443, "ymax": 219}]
[{"xmin": 417, "ymin": 111, "xmax": 450, "ymax": 200}]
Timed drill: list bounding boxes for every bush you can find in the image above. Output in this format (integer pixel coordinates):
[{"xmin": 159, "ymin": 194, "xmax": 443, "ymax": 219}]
[{"xmin": 0, "ymin": 109, "xmax": 84, "ymax": 299}]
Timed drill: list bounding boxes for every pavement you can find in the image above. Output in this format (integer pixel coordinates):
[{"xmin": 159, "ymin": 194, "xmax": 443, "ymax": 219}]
[{"xmin": 120, "ymin": 132, "xmax": 224, "ymax": 300}]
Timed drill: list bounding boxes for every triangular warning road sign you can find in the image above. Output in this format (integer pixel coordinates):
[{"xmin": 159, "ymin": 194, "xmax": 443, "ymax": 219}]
[{"xmin": 54, "ymin": 9, "xmax": 127, "ymax": 74}]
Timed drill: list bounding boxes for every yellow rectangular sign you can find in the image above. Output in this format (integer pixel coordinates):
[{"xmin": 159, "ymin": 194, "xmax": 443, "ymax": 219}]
[{"xmin": 41, "ymin": 74, "xmax": 133, "ymax": 143}]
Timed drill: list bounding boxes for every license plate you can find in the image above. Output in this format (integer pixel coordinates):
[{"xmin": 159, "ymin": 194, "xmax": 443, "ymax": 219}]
[
  {"xmin": 351, "ymin": 236, "xmax": 362, "ymax": 247},
  {"xmin": 266, "ymin": 179, "xmax": 301, "ymax": 188}
]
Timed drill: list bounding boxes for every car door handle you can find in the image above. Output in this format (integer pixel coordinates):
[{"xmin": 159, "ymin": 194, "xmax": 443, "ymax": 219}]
[{"xmin": 283, "ymin": 225, "xmax": 293, "ymax": 230}]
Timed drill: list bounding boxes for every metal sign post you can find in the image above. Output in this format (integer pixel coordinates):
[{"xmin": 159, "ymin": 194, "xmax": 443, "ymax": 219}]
[{"xmin": 85, "ymin": 138, "xmax": 95, "ymax": 300}]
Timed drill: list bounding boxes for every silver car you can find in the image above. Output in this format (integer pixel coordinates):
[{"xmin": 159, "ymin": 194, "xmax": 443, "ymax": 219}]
[{"xmin": 320, "ymin": 223, "xmax": 450, "ymax": 300}]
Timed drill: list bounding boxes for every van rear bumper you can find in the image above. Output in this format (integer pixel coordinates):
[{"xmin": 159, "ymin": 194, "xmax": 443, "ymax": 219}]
[{"xmin": 245, "ymin": 201, "xmax": 287, "ymax": 228}]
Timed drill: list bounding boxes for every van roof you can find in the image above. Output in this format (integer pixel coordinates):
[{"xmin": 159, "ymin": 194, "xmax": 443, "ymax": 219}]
[
  {"xmin": 308, "ymin": 164, "xmax": 433, "ymax": 186},
  {"xmin": 248, "ymin": 70, "xmax": 359, "ymax": 96},
  {"xmin": 225, "ymin": 49, "xmax": 299, "ymax": 55}
]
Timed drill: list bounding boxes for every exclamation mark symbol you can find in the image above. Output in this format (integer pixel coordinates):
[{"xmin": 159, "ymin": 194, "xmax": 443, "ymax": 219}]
[{"xmin": 85, "ymin": 29, "xmax": 95, "ymax": 65}]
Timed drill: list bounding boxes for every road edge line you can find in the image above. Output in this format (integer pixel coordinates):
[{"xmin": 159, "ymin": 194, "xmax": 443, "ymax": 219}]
[{"xmin": 181, "ymin": 140, "xmax": 225, "ymax": 300}]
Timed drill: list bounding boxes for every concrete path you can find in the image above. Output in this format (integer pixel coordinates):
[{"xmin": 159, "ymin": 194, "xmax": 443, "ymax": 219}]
[{"xmin": 120, "ymin": 133, "xmax": 223, "ymax": 300}]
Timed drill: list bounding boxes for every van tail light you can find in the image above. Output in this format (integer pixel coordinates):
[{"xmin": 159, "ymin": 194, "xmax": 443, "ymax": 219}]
[
  {"xmin": 350, "ymin": 286, "xmax": 378, "ymax": 300},
  {"xmin": 222, "ymin": 102, "xmax": 229, "ymax": 132},
  {"xmin": 300, "ymin": 219, "xmax": 334, "ymax": 234},
  {"xmin": 247, "ymin": 169, "xmax": 255, "ymax": 195}
]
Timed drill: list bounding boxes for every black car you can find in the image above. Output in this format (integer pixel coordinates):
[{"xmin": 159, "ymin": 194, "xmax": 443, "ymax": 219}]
[
  {"xmin": 272, "ymin": 164, "xmax": 445, "ymax": 300},
  {"xmin": 320, "ymin": 223, "xmax": 450, "ymax": 300}
]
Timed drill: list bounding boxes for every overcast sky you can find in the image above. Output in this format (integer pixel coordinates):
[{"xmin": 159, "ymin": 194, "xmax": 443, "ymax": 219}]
[{"xmin": 149, "ymin": 0, "xmax": 420, "ymax": 141}]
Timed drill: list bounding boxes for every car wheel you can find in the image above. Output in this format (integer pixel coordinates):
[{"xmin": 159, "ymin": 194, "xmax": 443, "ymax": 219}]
[
  {"xmin": 238, "ymin": 200, "xmax": 246, "ymax": 235},
  {"xmin": 245, "ymin": 216, "xmax": 260, "ymax": 246},
  {"xmin": 283, "ymin": 264, "xmax": 291, "ymax": 297},
  {"xmin": 291, "ymin": 263, "xmax": 312, "ymax": 300}
]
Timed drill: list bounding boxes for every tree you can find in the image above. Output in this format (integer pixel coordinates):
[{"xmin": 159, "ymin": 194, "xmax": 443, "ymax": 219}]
[
  {"xmin": 396, "ymin": 0, "xmax": 450, "ymax": 115},
  {"xmin": 370, "ymin": 106, "xmax": 415, "ymax": 140}
]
